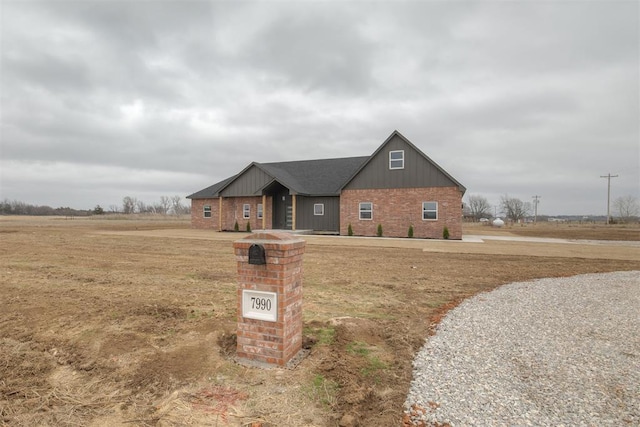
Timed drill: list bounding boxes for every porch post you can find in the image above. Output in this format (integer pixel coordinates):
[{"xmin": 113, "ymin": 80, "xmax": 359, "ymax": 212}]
[
  {"xmin": 262, "ymin": 194, "xmax": 266, "ymax": 230},
  {"xmin": 291, "ymin": 194, "xmax": 296, "ymax": 231}
]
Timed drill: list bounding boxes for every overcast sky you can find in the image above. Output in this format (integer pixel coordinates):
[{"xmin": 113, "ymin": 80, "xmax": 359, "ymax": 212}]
[{"xmin": 1, "ymin": 0, "xmax": 638, "ymax": 215}]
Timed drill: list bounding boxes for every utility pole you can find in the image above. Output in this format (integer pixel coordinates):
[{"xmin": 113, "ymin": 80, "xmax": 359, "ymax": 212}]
[
  {"xmin": 532, "ymin": 195, "xmax": 541, "ymax": 224},
  {"xmin": 600, "ymin": 173, "xmax": 618, "ymax": 224}
]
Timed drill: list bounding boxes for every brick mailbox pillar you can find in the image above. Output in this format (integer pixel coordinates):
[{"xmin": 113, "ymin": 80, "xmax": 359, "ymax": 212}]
[{"xmin": 233, "ymin": 232, "xmax": 306, "ymax": 367}]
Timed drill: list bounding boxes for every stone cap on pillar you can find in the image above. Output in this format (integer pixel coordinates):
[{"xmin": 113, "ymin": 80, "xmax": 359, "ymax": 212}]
[
  {"xmin": 233, "ymin": 232, "xmax": 306, "ymax": 263},
  {"xmin": 234, "ymin": 232, "xmax": 305, "ymax": 247}
]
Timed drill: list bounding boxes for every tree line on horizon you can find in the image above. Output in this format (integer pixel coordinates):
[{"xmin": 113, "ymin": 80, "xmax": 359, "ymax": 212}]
[
  {"xmin": 3, "ymin": 194, "xmax": 637, "ymax": 223},
  {"xmin": 464, "ymin": 194, "xmax": 639, "ymax": 223},
  {"xmin": 0, "ymin": 195, "xmax": 190, "ymax": 217},
  {"xmin": 117, "ymin": 195, "xmax": 188, "ymax": 215}
]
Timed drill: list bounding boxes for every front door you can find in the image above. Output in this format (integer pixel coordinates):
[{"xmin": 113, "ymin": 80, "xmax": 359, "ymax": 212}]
[{"xmin": 272, "ymin": 191, "xmax": 292, "ymax": 230}]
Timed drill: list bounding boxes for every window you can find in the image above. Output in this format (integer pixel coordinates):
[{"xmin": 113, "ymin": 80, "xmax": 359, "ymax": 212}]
[
  {"xmin": 257, "ymin": 204, "xmax": 263, "ymax": 219},
  {"xmin": 243, "ymin": 204, "xmax": 250, "ymax": 219},
  {"xmin": 314, "ymin": 203, "xmax": 324, "ymax": 216},
  {"xmin": 389, "ymin": 150, "xmax": 404, "ymax": 169},
  {"xmin": 359, "ymin": 202, "xmax": 373, "ymax": 220},
  {"xmin": 423, "ymin": 201, "xmax": 438, "ymax": 220},
  {"xmin": 203, "ymin": 205, "xmax": 212, "ymax": 218}
]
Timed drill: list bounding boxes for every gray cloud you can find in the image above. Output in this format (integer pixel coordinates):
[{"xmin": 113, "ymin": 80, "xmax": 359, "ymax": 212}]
[{"xmin": 1, "ymin": 1, "xmax": 637, "ymax": 215}]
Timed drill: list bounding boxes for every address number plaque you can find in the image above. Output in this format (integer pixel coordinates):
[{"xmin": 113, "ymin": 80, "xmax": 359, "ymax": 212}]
[{"xmin": 242, "ymin": 290, "xmax": 278, "ymax": 322}]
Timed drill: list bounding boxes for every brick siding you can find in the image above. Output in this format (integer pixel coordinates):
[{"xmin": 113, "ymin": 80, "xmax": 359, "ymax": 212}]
[
  {"xmin": 190, "ymin": 198, "xmax": 219, "ymax": 229},
  {"xmin": 340, "ymin": 187, "xmax": 463, "ymax": 239},
  {"xmin": 191, "ymin": 197, "xmax": 273, "ymax": 231}
]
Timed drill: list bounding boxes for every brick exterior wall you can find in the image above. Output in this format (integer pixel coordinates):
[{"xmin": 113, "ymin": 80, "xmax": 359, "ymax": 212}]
[
  {"xmin": 190, "ymin": 198, "xmax": 219, "ymax": 229},
  {"xmin": 191, "ymin": 197, "xmax": 273, "ymax": 231},
  {"xmin": 340, "ymin": 187, "xmax": 463, "ymax": 239},
  {"xmin": 234, "ymin": 232, "xmax": 305, "ymax": 366},
  {"xmin": 221, "ymin": 197, "xmax": 263, "ymax": 231}
]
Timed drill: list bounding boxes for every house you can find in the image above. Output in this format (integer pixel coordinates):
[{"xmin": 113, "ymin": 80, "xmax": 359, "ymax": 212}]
[{"xmin": 187, "ymin": 130, "xmax": 466, "ymax": 239}]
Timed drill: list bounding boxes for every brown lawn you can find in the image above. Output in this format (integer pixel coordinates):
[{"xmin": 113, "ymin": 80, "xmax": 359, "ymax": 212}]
[{"xmin": 1, "ymin": 216, "xmax": 639, "ymax": 426}]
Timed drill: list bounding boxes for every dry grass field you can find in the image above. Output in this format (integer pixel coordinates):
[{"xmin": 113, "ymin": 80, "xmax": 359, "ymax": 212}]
[{"xmin": 1, "ymin": 216, "xmax": 639, "ymax": 426}]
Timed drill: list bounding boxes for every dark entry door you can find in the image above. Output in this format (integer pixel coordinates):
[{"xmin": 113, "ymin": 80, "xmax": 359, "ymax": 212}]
[{"xmin": 272, "ymin": 191, "xmax": 292, "ymax": 230}]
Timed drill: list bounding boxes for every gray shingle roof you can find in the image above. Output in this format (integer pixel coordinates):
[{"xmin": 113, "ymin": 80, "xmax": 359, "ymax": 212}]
[
  {"xmin": 186, "ymin": 175, "xmax": 237, "ymax": 199},
  {"xmin": 187, "ymin": 130, "xmax": 465, "ymax": 199},
  {"xmin": 186, "ymin": 156, "xmax": 369, "ymax": 199},
  {"xmin": 258, "ymin": 156, "xmax": 369, "ymax": 196}
]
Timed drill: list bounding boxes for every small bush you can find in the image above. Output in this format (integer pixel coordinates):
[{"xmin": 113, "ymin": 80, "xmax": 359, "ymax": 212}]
[
  {"xmin": 443, "ymin": 226, "xmax": 450, "ymax": 239},
  {"xmin": 246, "ymin": 222, "xmax": 251, "ymax": 232},
  {"xmin": 347, "ymin": 223, "xmax": 353, "ymax": 236},
  {"xmin": 377, "ymin": 224, "xmax": 383, "ymax": 237},
  {"xmin": 234, "ymin": 220, "xmax": 239, "ymax": 232},
  {"xmin": 408, "ymin": 224, "xmax": 414, "ymax": 238}
]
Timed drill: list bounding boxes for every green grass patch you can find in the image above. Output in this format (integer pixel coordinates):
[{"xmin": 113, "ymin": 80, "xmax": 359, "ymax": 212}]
[
  {"xmin": 346, "ymin": 341, "xmax": 371, "ymax": 356},
  {"xmin": 347, "ymin": 341, "xmax": 389, "ymax": 381},
  {"xmin": 304, "ymin": 325, "xmax": 336, "ymax": 346},
  {"xmin": 306, "ymin": 374, "xmax": 339, "ymax": 407},
  {"xmin": 361, "ymin": 355, "xmax": 388, "ymax": 378}
]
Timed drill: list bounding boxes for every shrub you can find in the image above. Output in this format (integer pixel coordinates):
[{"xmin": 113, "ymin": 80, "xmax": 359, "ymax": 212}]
[
  {"xmin": 347, "ymin": 223, "xmax": 353, "ymax": 236},
  {"xmin": 443, "ymin": 226, "xmax": 450, "ymax": 239},
  {"xmin": 408, "ymin": 224, "xmax": 414, "ymax": 238},
  {"xmin": 234, "ymin": 220, "xmax": 239, "ymax": 232},
  {"xmin": 377, "ymin": 224, "xmax": 383, "ymax": 237},
  {"xmin": 246, "ymin": 222, "xmax": 251, "ymax": 232}
]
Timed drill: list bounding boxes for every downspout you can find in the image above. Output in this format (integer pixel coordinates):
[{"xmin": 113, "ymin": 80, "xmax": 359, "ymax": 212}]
[{"xmin": 218, "ymin": 197, "xmax": 223, "ymax": 232}]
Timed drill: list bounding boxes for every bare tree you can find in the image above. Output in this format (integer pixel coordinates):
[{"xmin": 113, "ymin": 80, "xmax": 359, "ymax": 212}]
[
  {"xmin": 122, "ymin": 196, "xmax": 137, "ymax": 214},
  {"xmin": 0, "ymin": 199, "xmax": 11, "ymax": 215},
  {"xmin": 466, "ymin": 194, "xmax": 492, "ymax": 221},
  {"xmin": 158, "ymin": 196, "xmax": 171, "ymax": 215},
  {"xmin": 613, "ymin": 195, "xmax": 639, "ymax": 222},
  {"xmin": 170, "ymin": 195, "xmax": 185, "ymax": 216},
  {"xmin": 500, "ymin": 195, "xmax": 530, "ymax": 223},
  {"xmin": 135, "ymin": 200, "xmax": 147, "ymax": 214}
]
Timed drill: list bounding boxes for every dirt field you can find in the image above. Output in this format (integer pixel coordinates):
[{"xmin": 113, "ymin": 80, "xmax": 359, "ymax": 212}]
[{"xmin": 1, "ymin": 217, "xmax": 639, "ymax": 427}]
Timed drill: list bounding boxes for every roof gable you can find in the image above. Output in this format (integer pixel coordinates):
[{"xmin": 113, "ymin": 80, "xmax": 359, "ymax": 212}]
[
  {"xmin": 186, "ymin": 175, "xmax": 237, "ymax": 199},
  {"xmin": 219, "ymin": 163, "xmax": 274, "ymax": 197},
  {"xmin": 342, "ymin": 130, "xmax": 466, "ymax": 193}
]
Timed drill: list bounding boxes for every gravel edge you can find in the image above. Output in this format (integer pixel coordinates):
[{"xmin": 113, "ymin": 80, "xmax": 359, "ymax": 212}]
[{"xmin": 404, "ymin": 270, "xmax": 640, "ymax": 426}]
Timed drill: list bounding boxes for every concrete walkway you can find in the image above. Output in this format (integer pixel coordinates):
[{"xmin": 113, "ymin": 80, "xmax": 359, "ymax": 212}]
[
  {"xmin": 463, "ymin": 234, "xmax": 574, "ymax": 244},
  {"xmin": 465, "ymin": 234, "xmax": 640, "ymax": 247}
]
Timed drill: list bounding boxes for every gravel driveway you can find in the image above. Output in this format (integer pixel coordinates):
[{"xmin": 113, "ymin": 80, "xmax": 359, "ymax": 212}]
[{"xmin": 404, "ymin": 270, "xmax": 640, "ymax": 426}]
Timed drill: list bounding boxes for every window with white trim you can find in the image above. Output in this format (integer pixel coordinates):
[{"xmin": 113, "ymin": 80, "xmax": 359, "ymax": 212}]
[
  {"xmin": 422, "ymin": 201, "xmax": 438, "ymax": 220},
  {"xmin": 314, "ymin": 203, "xmax": 324, "ymax": 216},
  {"xmin": 257, "ymin": 204, "xmax": 263, "ymax": 219},
  {"xmin": 203, "ymin": 205, "xmax": 212, "ymax": 218},
  {"xmin": 359, "ymin": 202, "xmax": 373, "ymax": 220},
  {"xmin": 243, "ymin": 204, "xmax": 250, "ymax": 219},
  {"xmin": 389, "ymin": 150, "xmax": 404, "ymax": 169}
]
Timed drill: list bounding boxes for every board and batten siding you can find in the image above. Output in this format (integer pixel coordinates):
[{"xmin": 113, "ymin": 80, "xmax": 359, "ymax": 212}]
[
  {"xmin": 343, "ymin": 134, "xmax": 458, "ymax": 190},
  {"xmin": 221, "ymin": 165, "xmax": 272, "ymax": 197},
  {"xmin": 295, "ymin": 196, "xmax": 340, "ymax": 232}
]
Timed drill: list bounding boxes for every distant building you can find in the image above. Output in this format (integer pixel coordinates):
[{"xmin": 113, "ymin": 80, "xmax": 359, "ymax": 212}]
[{"xmin": 187, "ymin": 130, "xmax": 466, "ymax": 239}]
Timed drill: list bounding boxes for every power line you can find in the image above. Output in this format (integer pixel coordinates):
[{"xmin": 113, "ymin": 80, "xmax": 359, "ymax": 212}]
[{"xmin": 600, "ymin": 173, "xmax": 618, "ymax": 224}]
